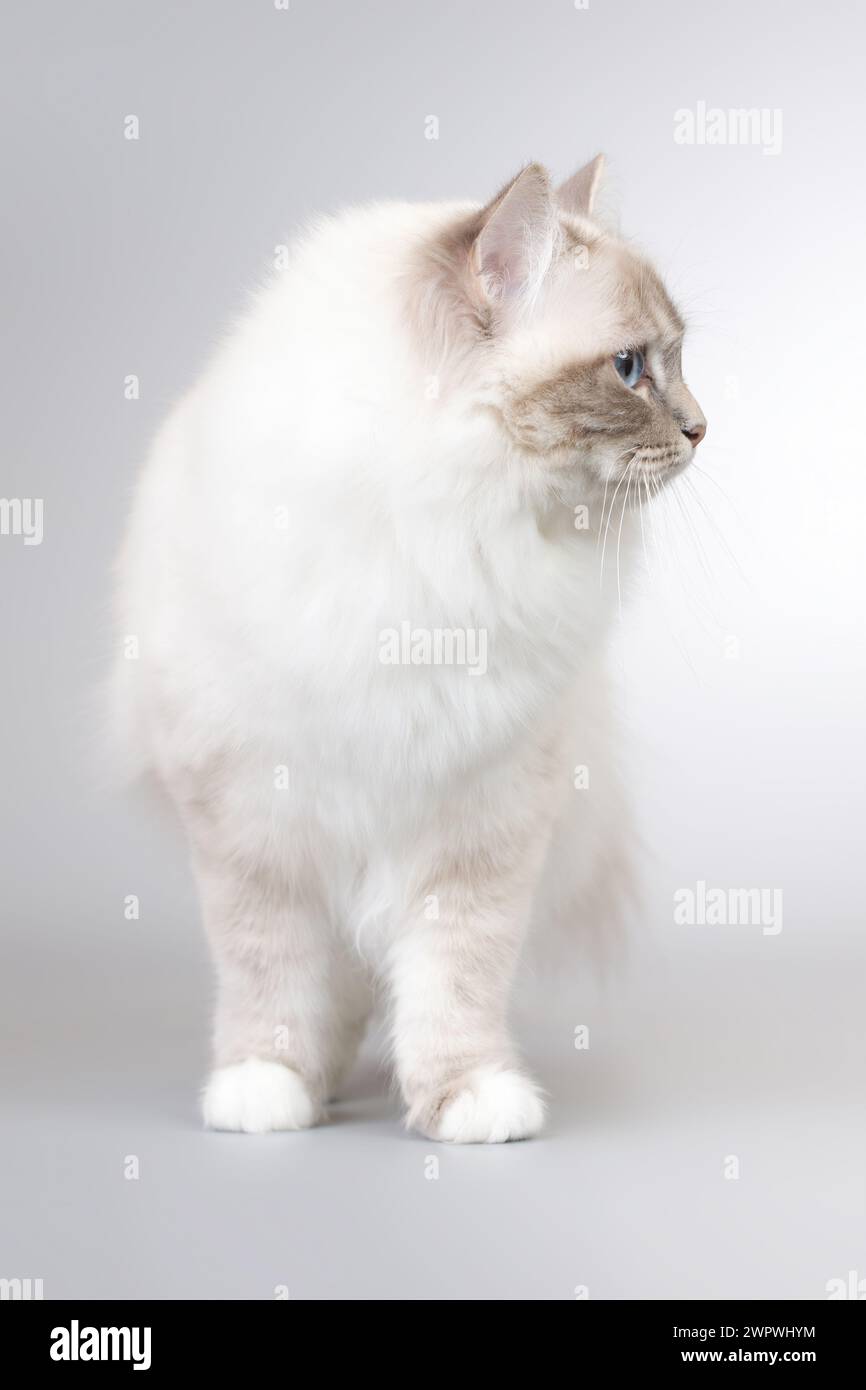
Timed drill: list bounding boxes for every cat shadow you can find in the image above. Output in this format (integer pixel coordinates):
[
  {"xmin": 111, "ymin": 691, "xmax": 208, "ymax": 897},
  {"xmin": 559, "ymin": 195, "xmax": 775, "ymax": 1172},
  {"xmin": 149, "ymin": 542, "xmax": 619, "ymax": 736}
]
[{"xmin": 325, "ymin": 1056, "xmax": 402, "ymax": 1130}]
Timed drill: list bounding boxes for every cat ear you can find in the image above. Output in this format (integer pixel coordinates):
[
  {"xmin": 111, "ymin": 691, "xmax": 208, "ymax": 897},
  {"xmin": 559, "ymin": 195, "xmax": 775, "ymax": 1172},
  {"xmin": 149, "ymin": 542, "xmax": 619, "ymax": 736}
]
[
  {"xmin": 556, "ymin": 154, "xmax": 605, "ymax": 218},
  {"xmin": 471, "ymin": 163, "xmax": 555, "ymax": 305}
]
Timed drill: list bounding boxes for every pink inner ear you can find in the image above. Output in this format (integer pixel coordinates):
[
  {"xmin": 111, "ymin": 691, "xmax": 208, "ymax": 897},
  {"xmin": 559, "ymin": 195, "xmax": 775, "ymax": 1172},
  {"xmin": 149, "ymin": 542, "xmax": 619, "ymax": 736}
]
[
  {"xmin": 473, "ymin": 165, "xmax": 554, "ymax": 301},
  {"xmin": 474, "ymin": 238, "xmax": 523, "ymax": 299}
]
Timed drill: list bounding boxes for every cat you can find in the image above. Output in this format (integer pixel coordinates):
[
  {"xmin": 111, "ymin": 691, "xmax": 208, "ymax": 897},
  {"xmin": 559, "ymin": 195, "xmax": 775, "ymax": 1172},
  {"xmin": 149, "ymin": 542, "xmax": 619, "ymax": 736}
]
[{"xmin": 112, "ymin": 156, "xmax": 706, "ymax": 1143}]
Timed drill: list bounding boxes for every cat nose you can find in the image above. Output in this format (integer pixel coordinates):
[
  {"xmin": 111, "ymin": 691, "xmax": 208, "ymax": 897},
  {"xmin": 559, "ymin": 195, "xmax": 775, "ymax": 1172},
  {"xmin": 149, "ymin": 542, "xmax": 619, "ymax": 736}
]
[{"xmin": 681, "ymin": 419, "xmax": 706, "ymax": 447}]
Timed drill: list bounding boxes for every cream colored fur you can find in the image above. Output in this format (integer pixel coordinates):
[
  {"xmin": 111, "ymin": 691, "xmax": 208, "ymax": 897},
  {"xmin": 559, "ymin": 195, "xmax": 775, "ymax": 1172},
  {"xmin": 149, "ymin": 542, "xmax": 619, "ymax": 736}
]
[{"xmin": 112, "ymin": 159, "xmax": 705, "ymax": 1141}]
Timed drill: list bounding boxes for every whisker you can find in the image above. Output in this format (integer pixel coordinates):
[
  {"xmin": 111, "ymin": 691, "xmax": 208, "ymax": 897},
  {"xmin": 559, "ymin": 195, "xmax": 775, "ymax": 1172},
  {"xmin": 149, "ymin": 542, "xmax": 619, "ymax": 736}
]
[
  {"xmin": 670, "ymin": 475, "xmax": 712, "ymax": 580},
  {"xmin": 638, "ymin": 471, "xmax": 652, "ymax": 578},
  {"xmin": 681, "ymin": 472, "xmax": 750, "ymax": 589},
  {"xmin": 615, "ymin": 458, "xmax": 635, "ymax": 613},
  {"xmin": 597, "ymin": 472, "xmax": 611, "ymax": 551},
  {"xmin": 598, "ymin": 452, "xmax": 634, "ymax": 589}
]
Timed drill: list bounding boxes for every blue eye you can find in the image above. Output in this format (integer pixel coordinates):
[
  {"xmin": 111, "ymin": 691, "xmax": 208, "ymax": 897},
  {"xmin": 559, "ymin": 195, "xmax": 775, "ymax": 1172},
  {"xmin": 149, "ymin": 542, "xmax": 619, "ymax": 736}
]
[{"xmin": 614, "ymin": 347, "xmax": 645, "ymax": 388}]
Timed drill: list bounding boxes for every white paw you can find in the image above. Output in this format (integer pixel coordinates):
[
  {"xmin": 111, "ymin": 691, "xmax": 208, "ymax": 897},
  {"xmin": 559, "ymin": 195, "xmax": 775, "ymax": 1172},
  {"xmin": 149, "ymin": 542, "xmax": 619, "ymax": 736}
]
[
  {"xmin": 430, "ymin": 1067, "xmax": 546, "ymax": 1144},
  {"xmin": 202, "ymin": 1059, "xmax": 319, "ymax": 1134}
]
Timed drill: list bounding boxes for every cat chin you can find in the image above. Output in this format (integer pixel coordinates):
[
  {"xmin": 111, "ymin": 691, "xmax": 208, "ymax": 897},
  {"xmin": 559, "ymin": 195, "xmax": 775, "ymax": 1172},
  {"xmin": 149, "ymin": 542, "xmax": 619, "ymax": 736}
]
[
  {"xmin": 645, "ymin": 451, "xmax": 694, "ymax": 484},
  {"xmin": 604, "ymin": 449, "xmax": 694, "ymax": 491}
]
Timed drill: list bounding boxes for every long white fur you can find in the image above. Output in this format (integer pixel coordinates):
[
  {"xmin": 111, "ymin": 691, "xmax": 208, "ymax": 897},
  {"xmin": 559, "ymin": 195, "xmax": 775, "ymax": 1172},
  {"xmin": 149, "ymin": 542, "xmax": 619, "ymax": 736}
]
[{"xmin": 112, "ymin": 165, "xmax": 678, "ymax": 1142}]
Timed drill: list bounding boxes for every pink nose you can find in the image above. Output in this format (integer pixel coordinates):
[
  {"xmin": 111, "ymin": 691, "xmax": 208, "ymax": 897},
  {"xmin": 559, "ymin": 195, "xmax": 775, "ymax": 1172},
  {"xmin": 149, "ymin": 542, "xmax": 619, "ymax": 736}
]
[{"xmin": 682, "ymin": 420, "xmax": 706, "ymax": 447}]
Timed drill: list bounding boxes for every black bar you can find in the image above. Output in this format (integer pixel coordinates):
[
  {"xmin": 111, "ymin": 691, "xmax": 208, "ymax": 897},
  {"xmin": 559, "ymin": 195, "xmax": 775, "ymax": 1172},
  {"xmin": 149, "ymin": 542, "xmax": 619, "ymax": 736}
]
[{"xmin": 4, "ymin": 1299, "xmax": 861, "ymax": 1373}]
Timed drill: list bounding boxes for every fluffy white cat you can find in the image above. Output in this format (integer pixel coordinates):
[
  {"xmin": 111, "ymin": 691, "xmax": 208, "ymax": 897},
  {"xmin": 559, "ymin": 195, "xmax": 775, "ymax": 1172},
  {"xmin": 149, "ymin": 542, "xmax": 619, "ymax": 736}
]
[{"xmin": 113, "ymin": 157, "xmax": 706, "ymax": 1142}]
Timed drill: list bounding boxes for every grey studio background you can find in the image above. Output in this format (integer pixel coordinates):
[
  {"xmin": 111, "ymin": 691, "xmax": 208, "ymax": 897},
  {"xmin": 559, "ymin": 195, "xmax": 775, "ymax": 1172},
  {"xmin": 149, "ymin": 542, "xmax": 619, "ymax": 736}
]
[{"xmin": 2, "ymin": 0, "xmax": 864, "ymax": 1301}]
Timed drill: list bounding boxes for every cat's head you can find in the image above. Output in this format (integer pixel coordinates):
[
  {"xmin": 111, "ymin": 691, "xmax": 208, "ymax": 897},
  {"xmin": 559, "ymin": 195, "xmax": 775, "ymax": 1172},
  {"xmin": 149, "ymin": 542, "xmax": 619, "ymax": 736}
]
[{"xmin": 428, "ymin": 160, "xmax": 706, "ymax": 501}]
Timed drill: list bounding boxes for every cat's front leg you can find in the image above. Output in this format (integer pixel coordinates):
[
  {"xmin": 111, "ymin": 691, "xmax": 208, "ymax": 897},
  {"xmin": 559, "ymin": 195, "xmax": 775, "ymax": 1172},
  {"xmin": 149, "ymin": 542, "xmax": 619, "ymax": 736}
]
[
  {"xmin": 387, "ymin": 814, "xmax": 553, "ymax": 1144},
  {"xmin": 191, "ymin": 850, "xmax": 370, "ymax": 1134}
]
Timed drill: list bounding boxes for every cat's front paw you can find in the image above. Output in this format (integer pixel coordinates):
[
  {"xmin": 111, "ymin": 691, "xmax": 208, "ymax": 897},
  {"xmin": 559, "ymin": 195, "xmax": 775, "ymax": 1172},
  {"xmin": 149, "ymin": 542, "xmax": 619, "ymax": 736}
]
[
  {"xmin": 413, "ymin": 1066, "xmax": 546, "ymax": 1144},
  {"xmin": 202, "ymin": 1058, "xmax": 319, "ymax": 1134}
]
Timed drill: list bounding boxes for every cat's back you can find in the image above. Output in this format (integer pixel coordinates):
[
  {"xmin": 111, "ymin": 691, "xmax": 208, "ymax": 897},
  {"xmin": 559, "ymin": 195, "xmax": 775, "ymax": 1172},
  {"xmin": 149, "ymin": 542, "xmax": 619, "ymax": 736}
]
[
  {"xmin": 207, "ymin": 195, "xmax": 474, "ymax": 415},
  {"xmin": 135, "ymin": 197, "xmax": 476, "ymax": 512},
  {"xmin": 112, "ymin": 195, "xmax": 486, "ymax": 780}
]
